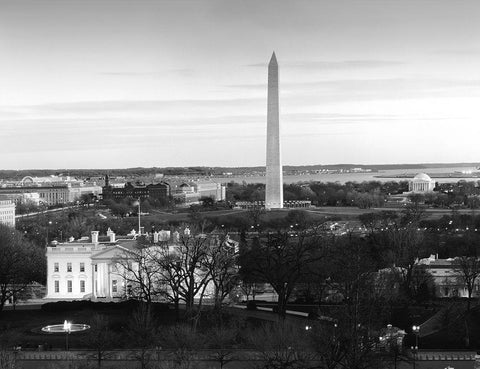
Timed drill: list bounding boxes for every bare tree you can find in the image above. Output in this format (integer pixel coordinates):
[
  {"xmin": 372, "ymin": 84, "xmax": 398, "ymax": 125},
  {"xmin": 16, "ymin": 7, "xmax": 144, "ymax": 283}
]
[
  {"xmin": 366, "ymin": 218, "xmax": 426, "ymax": 299},
  {"xmin": 326, "ymin": 235, "xmax": 393, "ymax": 369},
  {"xmin": 113, "ymin": 240, "xmax": 164, "ymax": 304},
  {"xmin": 246, "ymin": 206, "xmax": 265, "ymax": 230},
  {"xmin": 84, "ymin": 313, "xmax": 118, "ymax": 368},
  {"xmin": 0, "ymin": 224, "xmax": 45, "ymax": 313},
  {"xmin": 239, "ymin": 230, "xmax": 324, "ymax": 317},
  {"xmin": 0, "ymin": 329, "xmax": 22, "ymax": 369},
  {"xmin": 206, "ymin": 326, "xmax": 238, "ymax": 369},
  {"xmin": 453, "ymin": 256, "xmax": 480, "ymax": 311},
  {"xmin": 126, "ymin": 303, "xmax": 159, "ymax": 369},
  {"xmin": 161, "ymin": 324, "xmax": 204, "ymax": 369},
  {"xmin": 248, "ymin": 322, "xmax": 316, "ymax": 369},
  {"xmin": 203, "ymin": 235, "xmax": 239, "ymax": 309},
  {"xmin": 151, "ymin": 230, "xmax": 213, "ymax": 320}
]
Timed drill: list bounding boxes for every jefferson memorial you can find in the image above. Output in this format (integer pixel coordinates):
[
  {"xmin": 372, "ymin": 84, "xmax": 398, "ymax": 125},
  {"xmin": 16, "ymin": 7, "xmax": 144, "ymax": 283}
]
[{"xmin": 408, "ymin": 173, "xmax": 436, "ymax": 193}]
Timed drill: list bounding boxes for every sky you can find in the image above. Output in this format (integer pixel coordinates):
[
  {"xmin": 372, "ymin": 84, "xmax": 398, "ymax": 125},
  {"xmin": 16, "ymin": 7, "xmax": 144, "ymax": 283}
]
[{"xmin": 1, "ymin": 0, "xmax": 480, "ymax": 170}]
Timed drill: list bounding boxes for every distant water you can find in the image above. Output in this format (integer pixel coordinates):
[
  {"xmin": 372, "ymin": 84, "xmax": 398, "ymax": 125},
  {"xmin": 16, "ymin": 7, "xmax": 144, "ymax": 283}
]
[{"xmin": 213, "ymin": 166, "xmax": 480, "ymax": 185}]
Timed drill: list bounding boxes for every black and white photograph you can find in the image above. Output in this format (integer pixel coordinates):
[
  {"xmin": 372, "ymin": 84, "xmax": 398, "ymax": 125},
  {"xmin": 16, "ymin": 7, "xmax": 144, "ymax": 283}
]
[{"xmin": 1, "ymin": 0, "xmax": 480, "ymax": 368}]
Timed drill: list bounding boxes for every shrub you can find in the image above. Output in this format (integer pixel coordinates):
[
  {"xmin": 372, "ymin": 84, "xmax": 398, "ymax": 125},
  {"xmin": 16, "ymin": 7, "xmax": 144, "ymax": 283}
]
[
  {"xmin": 308, "ymin": 312, "xmax": 319, "ymax": 320},
  {"xmin": 41, "ymin": 300, "xmax": 93, "ymax": 312},
  {"xmin": 246, "ymin": 301, "xmax": 257, "ymax": 310}
]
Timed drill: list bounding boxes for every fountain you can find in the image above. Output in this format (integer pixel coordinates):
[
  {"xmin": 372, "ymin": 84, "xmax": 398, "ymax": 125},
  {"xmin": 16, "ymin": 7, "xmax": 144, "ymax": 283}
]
[
  {"xmin": 41, "ymin": 320, "xmax": 90, "ymax": 333},
  {"xmin": 41, "ymin": 320, "xmax": 90, "ymax": 350}
]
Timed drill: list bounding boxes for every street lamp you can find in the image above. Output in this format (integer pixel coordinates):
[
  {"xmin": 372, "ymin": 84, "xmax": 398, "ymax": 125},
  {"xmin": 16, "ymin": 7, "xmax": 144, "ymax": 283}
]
[
  {"xmin": 412, "ymin": 325, "xmax": 420, "ymax": 349},
  {"xmin": 46, "ymin": 220, "xmax": 52, "ymax": 246},
  {"xmin": 134, "ymin": 197, "xmax": 141, "ymax": 235},
  {"xmin": 63, "ymin": 320, "xmax": 71, "ymax": 351},
  {"xmin": 411, "ymin": 325, "xmax": 420, "ymax": 369}
]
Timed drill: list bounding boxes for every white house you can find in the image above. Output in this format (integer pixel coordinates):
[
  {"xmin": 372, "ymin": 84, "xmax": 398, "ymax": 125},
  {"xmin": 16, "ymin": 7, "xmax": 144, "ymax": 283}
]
[
  {"xmin": 417, "ymin": 255, "xmax": 480, "ymax": 298},
  {"xmin": 45, "ymin": 228, "xmax": 238, "ymax": 301},
  {"xmin": 45, "ymin": 230, "xmax": 137, "ymax": 299}
]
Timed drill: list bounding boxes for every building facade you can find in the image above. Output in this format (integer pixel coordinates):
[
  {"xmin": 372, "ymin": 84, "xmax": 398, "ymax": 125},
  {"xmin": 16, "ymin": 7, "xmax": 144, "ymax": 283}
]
[
  {"xmin": 45, "ymin": 231, "xmax": 130, "ymax": 299},
  {"xmin": 0, "ymin": 184, "xmax": 101, "ymax": 206},
  {"xmin": 409, "ymin": 173, "xmax": 436, "ymax": 193},
  {"xmin": 418, "ymin": 255, "xmax": 479, "ymax": 298},
  {"xmin": 171, "ymin": 181, "xmax": 226, "ymax": 205},
  {"xmin": 45, "ymin": 229, "xmax": 238, "ymax": 301},
  {"xmin": 102, "ymin": 177, "xmax": 171, "ymax": 202},
  {"xmin": 0, "ymin": 199, "xmax": 15, "ymax": 227}
]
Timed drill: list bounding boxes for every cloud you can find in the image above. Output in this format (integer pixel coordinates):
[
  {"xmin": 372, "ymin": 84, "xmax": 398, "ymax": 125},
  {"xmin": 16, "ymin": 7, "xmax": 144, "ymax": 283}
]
[
  {"xmin": 0, "ymin": 97, "xmax": 264, "ymax": 119},
  {"xmin": 97, "ymin": 72, "xmax": 162, "ymax": 76},
  {"xmin": 432, "ymin": 48, "xmax": 480, "ymax": 56},
  {"xmin": 226, "ymin": 78, "xmax": 480, "ymax": 104},
  {"xmin": 170, "ymin": 68, "xmax": 196, "ymax": 77},
  {"xmin": 97, "ymin": 68, "xmax": 196, "ymax": 78},
  {"xmin": 247, "ymin": 60, "xmax": 404, "ymax": 70}
]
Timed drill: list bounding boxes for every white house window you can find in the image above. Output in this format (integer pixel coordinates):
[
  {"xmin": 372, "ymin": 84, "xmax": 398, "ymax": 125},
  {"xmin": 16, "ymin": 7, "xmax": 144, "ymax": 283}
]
[
  {"xmin": 54, "ymin": 263, "xmax": 59, "ymax": 272},
  {"xmin": 67, "ymin": 280, "xmax": 72, "ymax": 293},
  {"xmin": 112, "ymin": 280, "xmax": 118, "ymax": 293},
  {"xmin": 54, "ymin": 280, "xmax": 59, "ymax": 293},
  {"xmin": 80, "ymin": 263, "xmax": 85, "ymax": 272},
  {"xmin": 80, "ymin": 280, "xmax": 85, "ymax": 293},
  {"xmin": 67, "ymin": 263, "xmax": 72, "ymax": 272}
]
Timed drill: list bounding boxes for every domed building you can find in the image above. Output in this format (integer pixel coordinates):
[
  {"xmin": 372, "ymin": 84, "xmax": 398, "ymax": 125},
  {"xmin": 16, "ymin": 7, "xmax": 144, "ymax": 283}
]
[{"xmin": 408, "ymin": 173, "xmax": 435, "ymax": 193}]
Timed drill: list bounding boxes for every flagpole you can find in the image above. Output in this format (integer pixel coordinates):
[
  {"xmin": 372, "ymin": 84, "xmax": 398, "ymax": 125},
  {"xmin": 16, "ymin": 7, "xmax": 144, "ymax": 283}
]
[{"xmin": 137, "ymin": 197, "xmax": 141, "ymax": 235}]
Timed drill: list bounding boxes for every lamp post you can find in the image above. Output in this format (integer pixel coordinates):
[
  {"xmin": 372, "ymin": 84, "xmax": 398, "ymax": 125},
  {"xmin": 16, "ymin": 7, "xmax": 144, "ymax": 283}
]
[
  {"xmin": 412, "ymin": 325, "xmax": 420, "ymax": 349},
  {"xmin": 46, "ymin": 220, "xmax": 52, "ymax": 246},
  {"xmin": 63, "ymin": 320, "xmax": 71, "ymax": 351},
  {"xmin": 137, "ymin": 197, "xmax": 141, "ymax": 235},
  {"xmin": 412, "ymin": 325, "xmax": 420, "ymax": 369}
]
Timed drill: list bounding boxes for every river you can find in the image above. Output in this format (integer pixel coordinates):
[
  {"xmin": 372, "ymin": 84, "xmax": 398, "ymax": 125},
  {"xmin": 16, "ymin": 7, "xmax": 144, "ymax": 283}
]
[{"xmin": 210, "ymin": 166, "xmax": 480, "ymax": 185}]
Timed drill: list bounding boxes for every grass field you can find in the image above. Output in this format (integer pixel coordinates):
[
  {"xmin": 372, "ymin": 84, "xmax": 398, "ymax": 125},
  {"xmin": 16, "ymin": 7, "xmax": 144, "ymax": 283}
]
[{"xmin": 0, "ymin": 302, "xmax": 264, "ymax": 350}]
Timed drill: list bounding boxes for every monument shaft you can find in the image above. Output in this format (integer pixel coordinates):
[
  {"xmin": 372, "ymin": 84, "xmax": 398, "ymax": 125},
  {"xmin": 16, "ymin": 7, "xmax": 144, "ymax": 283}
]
[{"xmin": 265, "ymin": 52, "xmax": 283, "ymax": 209}]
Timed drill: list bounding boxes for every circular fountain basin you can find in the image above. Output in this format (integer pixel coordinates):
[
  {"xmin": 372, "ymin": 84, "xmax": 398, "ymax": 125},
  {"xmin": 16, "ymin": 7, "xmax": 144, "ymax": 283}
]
[{"xmin": 41, "ymin": 324, "xmax": 90, "ymax": 333}]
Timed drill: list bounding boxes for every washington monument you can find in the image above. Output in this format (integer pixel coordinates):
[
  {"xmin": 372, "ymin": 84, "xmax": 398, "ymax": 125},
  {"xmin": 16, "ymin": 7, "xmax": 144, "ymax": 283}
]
[{"xmin": 265, "ymin": 52, "xmax": 283, "ymax": 209}]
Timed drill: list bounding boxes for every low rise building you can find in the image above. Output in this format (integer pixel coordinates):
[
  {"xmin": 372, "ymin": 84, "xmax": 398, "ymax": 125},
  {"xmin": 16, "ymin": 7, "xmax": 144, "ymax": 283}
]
[
  {"xmin": 0, "ymin": 183, "xmax": 101, "ymax": 206},
  {"xmin": 170, "ymin": 181, "xmax": 225, "ymax": 205},
  {"xmin": 0, "ymin": 198, "xmax": 15, "ymax": 227},
  {"xmin": 102, "ymin": 175, "xmax": 170, "ymax": 202},
  {"xmin": 234, "ymin": 200, "xmax": 311, "ymax": 209},
  {"xmin": 417, "ymin": 255, "xmax": 477, "ymax": 298},
  {"xmin": 45, "ymin": 228, "xmax": 238, "ymax": 301}
]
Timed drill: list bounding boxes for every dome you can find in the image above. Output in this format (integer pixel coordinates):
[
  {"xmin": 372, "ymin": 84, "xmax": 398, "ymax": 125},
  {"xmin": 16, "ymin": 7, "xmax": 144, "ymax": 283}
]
[{"xmin": 413, "ymin": 173, "xmax": 432, "ymax": 182}]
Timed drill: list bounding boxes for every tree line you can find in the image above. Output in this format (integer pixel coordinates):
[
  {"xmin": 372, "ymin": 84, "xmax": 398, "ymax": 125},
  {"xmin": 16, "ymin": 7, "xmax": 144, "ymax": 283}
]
[{"xmin": 227, "ymin": 180, "xmax": 480, "ymax": 209}]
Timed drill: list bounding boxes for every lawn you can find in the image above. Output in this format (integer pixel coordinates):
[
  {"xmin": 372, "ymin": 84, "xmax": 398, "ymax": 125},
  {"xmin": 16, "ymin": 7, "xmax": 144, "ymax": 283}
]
[
  {"xmin": 419, "ymin": 302, "xmax": 480, "ymax": 349},
  {"xmin": 0, "ymin": 301, "xmax": 168, "ymax": 349},
  {"xmin": 0, "ymin": 301, "xmax": 263, "ymax": 351}
]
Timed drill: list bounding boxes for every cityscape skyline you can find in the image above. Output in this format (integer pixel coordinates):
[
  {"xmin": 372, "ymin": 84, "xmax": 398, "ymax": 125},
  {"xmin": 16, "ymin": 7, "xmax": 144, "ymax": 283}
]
[{"xmin": 1, "ymin": 0, "xmax": 480, "ymax": 170}]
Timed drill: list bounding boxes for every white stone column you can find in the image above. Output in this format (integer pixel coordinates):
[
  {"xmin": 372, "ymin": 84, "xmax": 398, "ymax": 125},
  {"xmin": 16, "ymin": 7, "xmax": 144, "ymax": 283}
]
[
  {"xmin": 107, "ymin": 264, "xmax": 112, "ymax": 298},
  {"xmin": 91, "ymin": 264, "xmax": 96, "ymax": 298}
]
